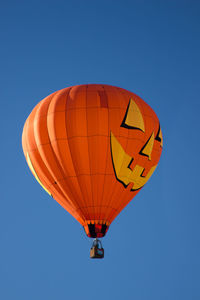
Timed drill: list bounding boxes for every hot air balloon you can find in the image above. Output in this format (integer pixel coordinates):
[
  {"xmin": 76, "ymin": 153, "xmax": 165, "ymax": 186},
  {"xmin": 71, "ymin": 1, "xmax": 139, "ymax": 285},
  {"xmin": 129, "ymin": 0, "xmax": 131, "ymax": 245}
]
[{"xmin": 22, "ymin": 84, "xmax": 163, "ymax": 258}]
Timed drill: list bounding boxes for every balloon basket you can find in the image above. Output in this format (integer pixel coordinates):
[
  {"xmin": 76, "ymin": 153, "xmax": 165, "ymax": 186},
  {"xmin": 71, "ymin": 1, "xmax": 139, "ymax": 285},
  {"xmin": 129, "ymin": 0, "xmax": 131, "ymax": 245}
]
[{"xmin": 90, "ymin": 238, "xmax": 104, "ymax": 259}]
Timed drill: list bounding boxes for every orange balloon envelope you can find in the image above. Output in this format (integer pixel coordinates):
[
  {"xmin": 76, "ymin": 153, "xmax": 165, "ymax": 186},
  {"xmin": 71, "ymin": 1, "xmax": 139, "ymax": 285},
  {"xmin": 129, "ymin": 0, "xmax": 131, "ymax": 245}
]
[{"xmin": 22, "ymin": 84, "xmax": 163, "ymax": 238}]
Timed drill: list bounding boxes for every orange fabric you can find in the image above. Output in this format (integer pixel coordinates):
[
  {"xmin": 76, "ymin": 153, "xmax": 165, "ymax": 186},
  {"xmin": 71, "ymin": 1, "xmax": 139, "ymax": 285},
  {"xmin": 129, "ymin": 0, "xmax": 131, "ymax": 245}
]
[{"xmin": 22, "ymin": 84, "xmax": 163, "ymax": 235}]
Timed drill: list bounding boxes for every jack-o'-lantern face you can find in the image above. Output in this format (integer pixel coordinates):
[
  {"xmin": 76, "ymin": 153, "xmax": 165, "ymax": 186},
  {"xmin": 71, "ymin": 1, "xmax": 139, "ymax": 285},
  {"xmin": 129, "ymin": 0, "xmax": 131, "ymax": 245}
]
[{"xmin": 110, "ymin": 98, "xmax": 163, "ymax": 191}]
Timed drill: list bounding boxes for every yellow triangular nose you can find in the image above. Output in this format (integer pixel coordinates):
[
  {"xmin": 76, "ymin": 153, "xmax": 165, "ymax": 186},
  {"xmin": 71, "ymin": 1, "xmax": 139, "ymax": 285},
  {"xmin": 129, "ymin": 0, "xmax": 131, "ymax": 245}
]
[{"xmin": 140, "ymin": 132, "xmax": 154, "ymax": 160}]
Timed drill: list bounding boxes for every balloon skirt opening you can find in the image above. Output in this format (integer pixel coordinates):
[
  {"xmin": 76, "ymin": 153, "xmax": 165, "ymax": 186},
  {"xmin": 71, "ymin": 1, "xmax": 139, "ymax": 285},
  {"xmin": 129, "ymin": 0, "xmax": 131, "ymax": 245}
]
[{"xmin": 84, "ymin": 223, "xmax": 109, "ymax": 238}]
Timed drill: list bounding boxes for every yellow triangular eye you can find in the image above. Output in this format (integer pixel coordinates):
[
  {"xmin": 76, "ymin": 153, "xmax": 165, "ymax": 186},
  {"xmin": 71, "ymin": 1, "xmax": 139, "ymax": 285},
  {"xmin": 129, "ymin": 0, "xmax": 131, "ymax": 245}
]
[
  {"xmin": 121, "ymin": 99, "xmax": 145, "ymax": 132},
  {"xmin": 140, "ymin": 132, "xmax": 154, "ymax": 161}
]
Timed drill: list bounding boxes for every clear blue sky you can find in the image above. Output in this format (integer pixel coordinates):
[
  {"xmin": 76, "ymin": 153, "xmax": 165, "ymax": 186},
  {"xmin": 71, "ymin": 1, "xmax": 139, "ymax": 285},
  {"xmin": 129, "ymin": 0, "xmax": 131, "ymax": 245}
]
[{"xmin": 1, "ymin": 1, "xmax": 200, "ymax": 299}]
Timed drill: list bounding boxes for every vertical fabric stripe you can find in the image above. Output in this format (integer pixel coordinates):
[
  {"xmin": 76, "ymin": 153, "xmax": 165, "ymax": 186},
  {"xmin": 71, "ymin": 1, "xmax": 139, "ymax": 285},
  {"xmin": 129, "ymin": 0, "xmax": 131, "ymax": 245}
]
[{"xmin": 99, "ymin": 90, "xmax": 108, "ymax": 108}]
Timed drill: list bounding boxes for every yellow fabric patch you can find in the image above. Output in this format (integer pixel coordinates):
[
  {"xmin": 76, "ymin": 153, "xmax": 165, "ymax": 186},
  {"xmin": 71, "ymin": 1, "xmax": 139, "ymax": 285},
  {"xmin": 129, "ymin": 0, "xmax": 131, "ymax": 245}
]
[{"xmin": 27, "ymin": 153, "xmax": 52, "ymax": 196}]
